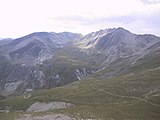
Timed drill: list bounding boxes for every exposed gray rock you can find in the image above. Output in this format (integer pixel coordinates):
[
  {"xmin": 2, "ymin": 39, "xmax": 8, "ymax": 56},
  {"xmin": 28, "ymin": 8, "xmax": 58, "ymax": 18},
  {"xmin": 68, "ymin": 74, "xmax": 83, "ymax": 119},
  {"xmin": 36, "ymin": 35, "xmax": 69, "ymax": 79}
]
[
  {"xmin": 75, "ymin": 68, "xmax": 92, "ymax": 80},
  {"xmin": 4, "ymin": 81, "xmax": 23, "ymax": 92},
  {"xmin": 27, "ymin": 102, "xmax": 74, "ymax": 112}
]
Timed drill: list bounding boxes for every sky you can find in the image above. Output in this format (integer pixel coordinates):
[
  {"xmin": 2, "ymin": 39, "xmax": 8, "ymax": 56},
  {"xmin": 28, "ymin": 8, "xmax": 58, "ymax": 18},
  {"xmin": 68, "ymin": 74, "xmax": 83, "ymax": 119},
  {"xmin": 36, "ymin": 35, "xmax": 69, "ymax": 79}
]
[{"xmin": 0, "ymin": 0, "xmax": 160, "ymax": 38}]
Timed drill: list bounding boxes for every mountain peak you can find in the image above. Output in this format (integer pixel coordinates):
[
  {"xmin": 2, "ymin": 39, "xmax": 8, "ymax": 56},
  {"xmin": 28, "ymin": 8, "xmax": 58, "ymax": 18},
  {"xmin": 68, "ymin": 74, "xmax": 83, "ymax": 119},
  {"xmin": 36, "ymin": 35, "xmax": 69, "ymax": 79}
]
[
  {"xmin": 115, "ymin": 27, "xmax": 130, "ymax": 33},
  {"xmin": 117, "ymin": 27, "xmax": 125, "ymax": 30}
]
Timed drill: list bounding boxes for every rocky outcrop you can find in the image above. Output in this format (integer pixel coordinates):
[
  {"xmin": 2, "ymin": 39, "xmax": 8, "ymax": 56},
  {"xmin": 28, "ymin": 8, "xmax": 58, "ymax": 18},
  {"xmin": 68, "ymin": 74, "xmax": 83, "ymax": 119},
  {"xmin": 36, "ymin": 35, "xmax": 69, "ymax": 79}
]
[
  {"xmin": 27, "ymin": 102, "xmax": 74, "ymax": 112},
  {"xmin": 75, "ymin": 68, "xmax": 93, "ymax": 80}
]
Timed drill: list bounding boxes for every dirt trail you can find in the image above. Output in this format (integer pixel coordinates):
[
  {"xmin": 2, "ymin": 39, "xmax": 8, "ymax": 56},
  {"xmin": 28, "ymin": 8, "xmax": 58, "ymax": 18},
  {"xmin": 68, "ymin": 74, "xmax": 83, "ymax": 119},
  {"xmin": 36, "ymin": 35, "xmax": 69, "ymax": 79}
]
[{"xmin": 90, "ymin": 85, "xmax": 160, "ymax": 107}]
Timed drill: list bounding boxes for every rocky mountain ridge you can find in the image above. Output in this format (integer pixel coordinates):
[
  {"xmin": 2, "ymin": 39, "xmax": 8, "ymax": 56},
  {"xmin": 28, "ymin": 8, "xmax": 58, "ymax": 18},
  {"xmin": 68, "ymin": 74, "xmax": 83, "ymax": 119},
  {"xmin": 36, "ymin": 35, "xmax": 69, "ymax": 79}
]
[
  {"xmin": 78, "ymin": 27, "xmax": 160, "ymax": 66},
  {"xmin": 0, "ymin": 28, "xmax": 160, "ymax": 96}
]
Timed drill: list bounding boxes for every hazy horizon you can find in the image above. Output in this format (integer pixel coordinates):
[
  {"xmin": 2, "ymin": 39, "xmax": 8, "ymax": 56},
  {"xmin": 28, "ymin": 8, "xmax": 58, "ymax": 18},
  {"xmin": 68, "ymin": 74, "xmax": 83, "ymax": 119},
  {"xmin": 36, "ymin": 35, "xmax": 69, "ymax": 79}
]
[{"xmin": 0, "ymin": 0, "xmax": 160, "ymax": 38}]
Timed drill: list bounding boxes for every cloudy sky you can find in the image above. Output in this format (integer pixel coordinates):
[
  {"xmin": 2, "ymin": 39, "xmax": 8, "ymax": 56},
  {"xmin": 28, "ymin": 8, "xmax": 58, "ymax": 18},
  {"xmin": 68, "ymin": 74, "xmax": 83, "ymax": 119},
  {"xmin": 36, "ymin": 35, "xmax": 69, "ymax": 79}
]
[{"xmin": 0, "ymin": 0, "xmax": 160, "ymax": 38}]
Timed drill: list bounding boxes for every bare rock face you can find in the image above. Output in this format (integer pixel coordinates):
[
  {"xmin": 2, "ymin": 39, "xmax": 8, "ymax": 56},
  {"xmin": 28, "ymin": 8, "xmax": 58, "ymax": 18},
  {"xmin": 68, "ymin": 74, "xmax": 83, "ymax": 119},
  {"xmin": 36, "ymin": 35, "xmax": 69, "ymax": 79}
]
[
  {"xmin": 75, "ymin": 68, "xmax": 92, "ymax": 80},
  {"xmin": 27, "ymin": 102, "xmax": 74, "ymax": 112}
]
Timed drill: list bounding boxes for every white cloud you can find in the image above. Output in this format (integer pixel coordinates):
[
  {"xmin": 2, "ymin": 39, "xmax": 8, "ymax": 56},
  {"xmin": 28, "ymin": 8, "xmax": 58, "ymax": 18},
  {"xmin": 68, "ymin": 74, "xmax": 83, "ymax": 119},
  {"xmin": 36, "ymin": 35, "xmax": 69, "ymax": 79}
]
[
  {"xmin": 141, "ymin": 0, "xmax": 160, "ymax": 4},
  {"xmin": 0, "ymin": 0, "xmax": 160, "ymax": 38}
]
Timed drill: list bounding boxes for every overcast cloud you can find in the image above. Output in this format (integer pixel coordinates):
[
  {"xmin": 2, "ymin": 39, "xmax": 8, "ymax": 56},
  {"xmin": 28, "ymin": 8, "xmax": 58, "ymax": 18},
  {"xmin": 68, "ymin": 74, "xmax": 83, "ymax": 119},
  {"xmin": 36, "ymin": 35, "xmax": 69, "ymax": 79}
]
[{"xmin": 0, "ymin": 0, "xmax": 160, "ymax": 38}]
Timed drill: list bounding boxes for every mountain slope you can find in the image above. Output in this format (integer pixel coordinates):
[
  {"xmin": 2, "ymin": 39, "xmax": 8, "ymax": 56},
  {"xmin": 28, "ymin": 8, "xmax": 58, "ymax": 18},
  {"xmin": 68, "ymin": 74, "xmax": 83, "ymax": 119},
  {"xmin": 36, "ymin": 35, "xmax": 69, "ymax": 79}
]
[
  {"xmin": 0, "ymin": 56, "xmax": 160, "ymax": 120},
  {"xmin": 0, "ymin": 32, "xmax": 84, "ymax": 95},
  {"xmin": 0, "ymin": 32, "xmax": 82, "ymax": 65},
  {"xmin": 0, "ymin": 27, "xmax": 160, "ymax": 96},
  {"xmin": 78, "ymin": 27, "xmax": 160, "ymax": 68}
]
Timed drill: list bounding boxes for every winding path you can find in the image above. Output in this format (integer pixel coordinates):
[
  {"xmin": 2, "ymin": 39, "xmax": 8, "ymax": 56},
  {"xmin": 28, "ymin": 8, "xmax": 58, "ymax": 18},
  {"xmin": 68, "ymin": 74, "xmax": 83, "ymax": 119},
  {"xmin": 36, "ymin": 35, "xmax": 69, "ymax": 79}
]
[{"xmin": 90, "ymin": 85, "xmax": 160, "ymax": 107}]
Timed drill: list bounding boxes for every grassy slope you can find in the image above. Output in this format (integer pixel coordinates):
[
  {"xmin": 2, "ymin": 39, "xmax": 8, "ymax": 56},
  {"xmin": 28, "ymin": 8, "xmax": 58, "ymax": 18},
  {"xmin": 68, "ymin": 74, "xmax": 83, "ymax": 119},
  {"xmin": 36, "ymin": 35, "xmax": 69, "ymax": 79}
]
[{"xmin": 33, "ymin": 67, "xmax": 160, "ymax": 120}]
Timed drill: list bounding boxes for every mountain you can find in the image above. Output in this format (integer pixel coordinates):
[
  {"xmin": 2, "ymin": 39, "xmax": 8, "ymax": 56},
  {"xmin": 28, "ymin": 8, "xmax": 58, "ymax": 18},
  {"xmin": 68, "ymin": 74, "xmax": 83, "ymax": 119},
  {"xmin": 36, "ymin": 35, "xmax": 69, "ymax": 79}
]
[
  {"xmin": 0, "ymin": 28, "xmax": 160, "ymax": 120},
  {"xmin": 0, "ymin": 32, "xmax": 82, "ymax": 65},
  {"xmin": 0, "ymin": 28, "xmax": 160, "ymax": 96},
  {"xmin": 0, "ymin": 32, "xmax": 97, "ymax": 96},
  {"xmin": 0, "ymin": 38, "xmax": 13, "ymax": 47},
  {"xmin": 0, "ymin": 32, "xmax": 87, "ymax": 95},
  {"xmin": 77, "ymin": 28, "xmax": 160, "ymax": 73}
]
